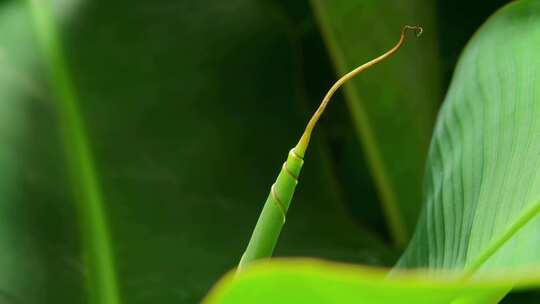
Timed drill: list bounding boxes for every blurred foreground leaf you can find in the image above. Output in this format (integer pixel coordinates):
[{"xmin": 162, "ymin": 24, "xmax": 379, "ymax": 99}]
[{"xmin": 205, "ymin": 259, "xmax": 539, "ymax": 304}]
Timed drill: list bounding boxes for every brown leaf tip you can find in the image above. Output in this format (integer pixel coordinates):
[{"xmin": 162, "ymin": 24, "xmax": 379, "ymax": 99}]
[{"xmin": 403, "ymin": 25, "xmax": 423, "ymax": 37}]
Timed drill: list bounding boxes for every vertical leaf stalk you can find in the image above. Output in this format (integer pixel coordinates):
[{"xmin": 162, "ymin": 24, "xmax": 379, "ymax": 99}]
[{"xmin": 27, "ymin": 1, "xmax": 121, "ymax": 303}]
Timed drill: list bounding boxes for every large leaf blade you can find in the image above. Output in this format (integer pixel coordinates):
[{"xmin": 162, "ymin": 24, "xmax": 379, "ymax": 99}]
[{"xmin": 398, "ymin": 0, "xmax": 540, "ymax": 273}]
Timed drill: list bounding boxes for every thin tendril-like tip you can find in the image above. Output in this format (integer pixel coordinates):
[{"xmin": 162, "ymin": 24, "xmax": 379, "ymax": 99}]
[
  {"xmin": 403, "ymin": 25, "xmax": 423, "ymax": 37},
  {"xmin": 296, "ymin": 25, "xmax": 423, "ymax": 158}
]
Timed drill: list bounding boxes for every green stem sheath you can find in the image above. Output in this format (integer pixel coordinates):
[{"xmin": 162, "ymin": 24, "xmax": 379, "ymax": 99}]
[
  {"xmin": 27, "ymin": 1, "xmax": 121, "ymax": 303},
  {"xmin": 237, "ymin": 149, "xmax": 304, "ymax": 271},
  {"xmin": 237, "ymin": 26, "xmax": 422, "ymax": 272}
]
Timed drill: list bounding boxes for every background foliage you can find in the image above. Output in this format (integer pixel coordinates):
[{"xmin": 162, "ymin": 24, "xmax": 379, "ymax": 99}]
[{"xmin": 3, "ymin": 0, "xmax": 537, "ymax": 303}]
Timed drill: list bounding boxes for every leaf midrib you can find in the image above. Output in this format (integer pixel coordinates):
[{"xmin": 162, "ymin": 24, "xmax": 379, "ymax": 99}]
[{"xmin": 462, "ymin": 198, "xmax": 540, "ymax": 278}]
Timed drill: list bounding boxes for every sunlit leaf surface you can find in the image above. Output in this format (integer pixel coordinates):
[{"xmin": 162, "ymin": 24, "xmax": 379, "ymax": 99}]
[{"xmin": 398, "ymin": 0, "xmax": 540, "ymax": 275}]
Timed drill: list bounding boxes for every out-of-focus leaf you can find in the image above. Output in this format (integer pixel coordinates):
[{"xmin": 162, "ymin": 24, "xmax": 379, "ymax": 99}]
[
  {"xmin": 204, "ymin": 259, "xmax": 540, "ymax": 304},
  {"xmin": 0, "ymin": 0, "xmax": 392, "ymax": 303},
  {"xmin": 310, "ymin": 0, "xmax": 442, "ymax": 245}
]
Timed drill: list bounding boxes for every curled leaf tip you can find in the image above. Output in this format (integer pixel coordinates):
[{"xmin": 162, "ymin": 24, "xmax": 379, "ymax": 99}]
[
  {"xmin": 403, "ymin": 25, "xmax": 423, "ymax": 37},
  {"xmin": 295, "ymin": 25, "xmax": 419, "ymax": 157}
]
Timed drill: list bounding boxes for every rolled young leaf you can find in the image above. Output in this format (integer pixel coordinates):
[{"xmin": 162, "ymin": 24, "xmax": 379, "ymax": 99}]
[
  {"xmin": 238, "ymin": 26, "xmax": 423, "ymax": 270},
  {"xmin": 238, "ymin": 149, "xmax": 304, "ymax": 271}
]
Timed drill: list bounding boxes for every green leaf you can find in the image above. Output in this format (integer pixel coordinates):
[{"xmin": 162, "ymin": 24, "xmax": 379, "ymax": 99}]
[
  {"xmin": 0, "ymin": 0, "xmax": 392, "ymax": 303},
  {"xmin": 206, "ymin": 1, "xmax": 540, "ymax": 303},
  {"xmin": 310, "ymin": 0, "xmax": 442, "ymax": 245},
  {"xmin": 398, "ymin": 0, "xmax": 540, "ymax": 275},
  {"xmin": 204, "ymin": 259, "xmax": 540, "ymax": 304}
]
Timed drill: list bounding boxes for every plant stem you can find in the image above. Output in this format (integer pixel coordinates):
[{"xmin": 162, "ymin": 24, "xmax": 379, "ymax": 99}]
[
  {"xmin": 238, "ymin": 26, "xmax": 421, "ymax": 271},
  {"xmin": 27, "ymin": 1, "xmax": 121, "ymax": 303},
  {"xmin": 237, "ymin": 149, "xmax": 305, "ymax": 271}
]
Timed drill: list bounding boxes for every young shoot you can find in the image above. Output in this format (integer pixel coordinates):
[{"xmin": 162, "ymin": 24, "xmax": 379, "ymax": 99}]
[{"xmin": 237, "ymin": 25, "xmax": 423, "ymax": 272}]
